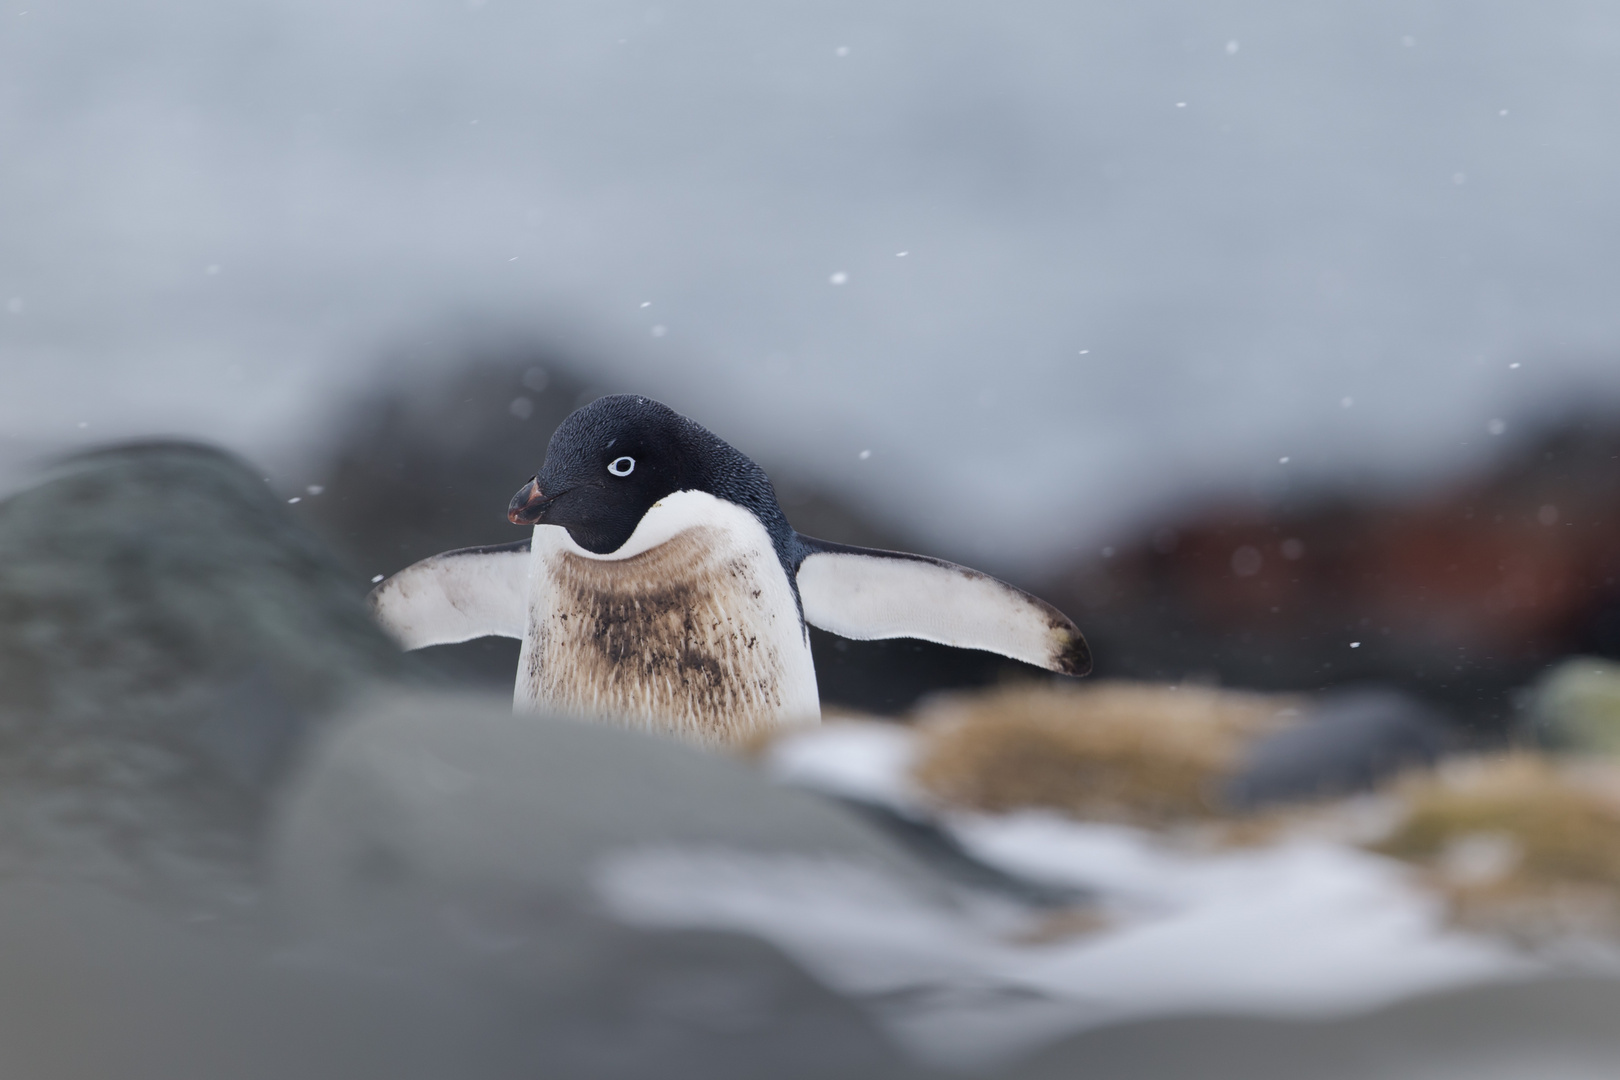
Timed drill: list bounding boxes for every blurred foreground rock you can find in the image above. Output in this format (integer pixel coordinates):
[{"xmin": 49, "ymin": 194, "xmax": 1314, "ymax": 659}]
[
  {"xmin": 1015, "ymin": 976, "xmax": 1620, "ymax": 1080},
  {"xmin": 0, "ymin": 440, "xmax": 921, "ymax": 1079},
  {"xmin": 0, "ymin": 693, "xmax": 926, "ymax": 1080},
  {"xmin": 272, "ymin": 692, "xmax": 936, "ymax": 1079},
  {"xmin": 0, "ymin": 441, "xmax": 410, "ymax": 902}
]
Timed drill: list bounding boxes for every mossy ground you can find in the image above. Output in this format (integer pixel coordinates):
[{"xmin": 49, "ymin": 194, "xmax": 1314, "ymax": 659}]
[
  {"xmin": 909, "ymin": 682, "xmax": 1298, "ymax": 825},
  {"xmin": 1371, "ymin": 754, "xmax": 1620, "ymax": 940},
  {"xmin": 755, "ymin": 684, "xmax": 1620, "ymax": 945}
]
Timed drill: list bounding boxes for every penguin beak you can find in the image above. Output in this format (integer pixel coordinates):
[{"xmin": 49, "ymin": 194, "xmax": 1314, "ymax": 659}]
[{"xmin": 507, "ymin": 478, "xmax": 555, "ymax": 525}]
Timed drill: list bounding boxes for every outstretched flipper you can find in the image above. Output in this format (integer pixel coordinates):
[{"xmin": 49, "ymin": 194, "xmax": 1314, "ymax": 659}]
[
  {"xmin": 369, "ymin": 540, "xmax": 532, "ymax": 649},
  {"xmin": 795, "ymin": 538, "xmax": 1091, "ymax": 676}
]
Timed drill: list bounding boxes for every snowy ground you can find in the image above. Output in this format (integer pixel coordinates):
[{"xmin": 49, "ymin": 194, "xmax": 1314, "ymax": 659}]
[{"xmin": 595, "ymin": 721, "xmax": 1534, "ymax": 1069}]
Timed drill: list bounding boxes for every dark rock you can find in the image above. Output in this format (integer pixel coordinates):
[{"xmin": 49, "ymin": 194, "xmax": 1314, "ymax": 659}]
[{"xmin": 1225, "ymin": 688, "xmax": 1455, "ymax": 809}]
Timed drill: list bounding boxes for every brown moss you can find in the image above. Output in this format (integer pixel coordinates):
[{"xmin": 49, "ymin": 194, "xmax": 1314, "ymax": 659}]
[
  {"xmin": 1373, "ymin": 754, "xmax": 1620, "ymax": 940},
  {"xmin": 909, "ymin": 682, "xmax": 1298, "ymax": 825},
  {"xmin": 1008, "ymin": 906, "xmax": 1116, "ymax": 945}
]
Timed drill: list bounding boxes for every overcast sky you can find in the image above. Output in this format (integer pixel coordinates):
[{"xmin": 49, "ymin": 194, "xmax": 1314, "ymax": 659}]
[{"xmin": 5, "ymin": 0, "xmax": 1620, "ymax": 570}]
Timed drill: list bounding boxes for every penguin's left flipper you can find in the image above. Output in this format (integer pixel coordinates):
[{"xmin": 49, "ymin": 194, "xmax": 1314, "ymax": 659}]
[
  {"xmin": 368, "ymin": 539, "xmax": 531, "ymax": 650},
  {"xmin": 795, "ymin": 538, "xmax": 1091, "ymax": 676}
]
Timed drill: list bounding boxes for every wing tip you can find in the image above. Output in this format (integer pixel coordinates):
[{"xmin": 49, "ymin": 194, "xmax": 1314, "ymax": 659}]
[
  {"xmin": 366, "ymin": 575, "xmax": 413, "ymax": 648},
  {"xmin": 1049, "ymin": 621, "xmax": 1092, "ymax": 678}
]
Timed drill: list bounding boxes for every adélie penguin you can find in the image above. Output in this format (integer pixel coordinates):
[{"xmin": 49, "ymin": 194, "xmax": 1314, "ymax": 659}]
[{"xmin": 369, "ymin": 395, "xmax": 1090, "ymax": 744}]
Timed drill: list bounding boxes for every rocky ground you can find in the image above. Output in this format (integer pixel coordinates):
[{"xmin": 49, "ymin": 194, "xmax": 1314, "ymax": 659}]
[{"xmin": 6, "ymin": 440, "xmax": 1620, "ymax": 1079}]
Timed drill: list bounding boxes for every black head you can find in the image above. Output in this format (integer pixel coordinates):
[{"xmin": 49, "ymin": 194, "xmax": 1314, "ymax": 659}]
[{"xmin": 508, "ymin": 395, "xmax": 793, "ymax": 557}]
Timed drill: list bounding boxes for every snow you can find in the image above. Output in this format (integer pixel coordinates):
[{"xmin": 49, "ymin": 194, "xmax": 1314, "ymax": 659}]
[
  {"xmin": 766, "ymin": 720, "xmax": 924, "ymax": 812},
  {"xmin": 594, "ymin": 723, "xmax": 1534, "ymax": 1068}
]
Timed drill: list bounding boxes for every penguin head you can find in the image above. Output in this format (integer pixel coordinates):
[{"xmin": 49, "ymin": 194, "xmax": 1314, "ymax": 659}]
[{"xmin": 508, "ymin": 394, "xmax": 782, "ymax": 555}]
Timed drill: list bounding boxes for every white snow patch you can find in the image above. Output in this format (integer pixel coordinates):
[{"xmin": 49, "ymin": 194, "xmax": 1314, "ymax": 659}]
[
  {"xmin": 765, "ymin": 721, "xmax": 925, "ymax": 814},
  {"xmin": 604, "ymin": 724, "xmax": 1536, "ymax": 1066},
  {"xmin": 594, "ymin": 827, "xmax": 1525, "ymax": 1068}
]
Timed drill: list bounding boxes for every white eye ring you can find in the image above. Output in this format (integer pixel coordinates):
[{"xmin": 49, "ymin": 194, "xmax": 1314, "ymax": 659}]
[{"xmin": 607, "ymin": 456, "xmax": 636, "ymax": 477}]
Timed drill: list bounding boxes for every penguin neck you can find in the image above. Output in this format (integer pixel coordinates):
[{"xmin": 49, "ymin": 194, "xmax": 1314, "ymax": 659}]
[{"xmin": 536, "ymin": 489, "xmax": 804, "ymax": 616}]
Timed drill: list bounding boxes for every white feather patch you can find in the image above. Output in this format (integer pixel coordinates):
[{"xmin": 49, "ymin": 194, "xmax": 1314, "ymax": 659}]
[
  {"xmin": 370, "ymin": 544, "xmax": 531, "ymax": 649},
  {"xmin": 518, "ymin": 491, "xmax": 820, "ymax": 741},
  {"xmin": 796, "ymin": 550, "xmax": 1085, "ymax": 674}
]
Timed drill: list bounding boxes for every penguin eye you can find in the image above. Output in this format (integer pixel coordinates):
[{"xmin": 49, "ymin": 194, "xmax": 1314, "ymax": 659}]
[{"xmin": 607, "ymin": 456, "xmax": 636, "ymax": 478}]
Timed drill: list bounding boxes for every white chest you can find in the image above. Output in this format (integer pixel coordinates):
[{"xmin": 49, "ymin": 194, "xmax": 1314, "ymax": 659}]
[{"xmin": 514, "ymin": 491, "xmax": 820, "ymax": 744}]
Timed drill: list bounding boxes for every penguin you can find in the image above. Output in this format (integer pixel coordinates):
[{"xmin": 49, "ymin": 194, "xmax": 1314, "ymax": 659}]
[{"xmin": 369, "ymin": 395, "xmax": 1089, "ymax": 744}]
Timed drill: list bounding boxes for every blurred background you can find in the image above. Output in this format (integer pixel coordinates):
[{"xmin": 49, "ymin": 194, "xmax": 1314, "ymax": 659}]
[{"xmin": 7, "ymin": 0, "xmax": 1620, "ymax": 727}]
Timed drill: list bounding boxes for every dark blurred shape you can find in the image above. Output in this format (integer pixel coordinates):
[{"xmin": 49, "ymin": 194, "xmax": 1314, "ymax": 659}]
[
  {"xmin": 301, "ymin": 344, "xmax": 1059, "ymax": 710},
  {"xmin": 1225, "ymin": 688, "xmax": 1455, "ymax": 810},
  {"xmin": 810, "ymin": 630, "xmax": 1048, "ymax": 714},
  {"xmin": 1009, "ymin": 975, "xmax": 1620, "ymax": 1080},
  {"xmin": 1052, "ymin": 415, "xmax": 1620, "ymax": 732},
  {"xmin": 832, "ymin": 796, "xmax": 1089, "ymax": 908},
  {"xmin": 0, "ymin": 441, "xmax": 409, "ymax": 900},
  {"xmin": 297, "ymin": 345, "xmax": 592, "ymax": 683},
  {"xmin": 302, "ymin": 348, "xmax": 592, "ymax": 576}
]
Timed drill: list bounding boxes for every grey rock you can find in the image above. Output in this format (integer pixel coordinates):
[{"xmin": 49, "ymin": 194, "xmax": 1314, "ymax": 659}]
[
  {"xmin": 275, "ymin": 689, "xmax": 955, "ymax": 918},
  {"xmin": 0, "ymin": 877, "xmax": 914, "ymax": 1080},
  {"xmin": 271, "ymin": 690, "xmax": 942, "ymax": 1078},
  {"xmin": 0, "ymin": 441, "xmax": 411, "ymax": 901},
  {"xmin": 0, "ymin": 441, "xmax": 938, "ymax": 1078},
  {"xmin": 1225, "ymin": 687, "xmax": 1454, "ymax": 809},
  {"xmin": 1010, "ymin": 976, "xmax": 1620, "ymax": 1080}
]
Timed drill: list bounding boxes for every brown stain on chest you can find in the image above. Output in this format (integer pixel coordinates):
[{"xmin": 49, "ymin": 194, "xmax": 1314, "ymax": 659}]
[{"xmin": 529, "ymin": 526, "xmax": 801, "ymax": 744}]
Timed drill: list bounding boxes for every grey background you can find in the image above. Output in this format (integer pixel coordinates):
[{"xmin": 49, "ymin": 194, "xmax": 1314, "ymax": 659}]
[{"xmin": 4, "ymin": 0, "xmax": 1619, "ymax": 572}]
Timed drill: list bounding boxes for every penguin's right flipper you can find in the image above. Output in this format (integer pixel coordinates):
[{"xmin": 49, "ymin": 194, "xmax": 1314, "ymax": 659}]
[{"xmin": 368, "ymin": 539, "xmax": 531, "ymax": 649}]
